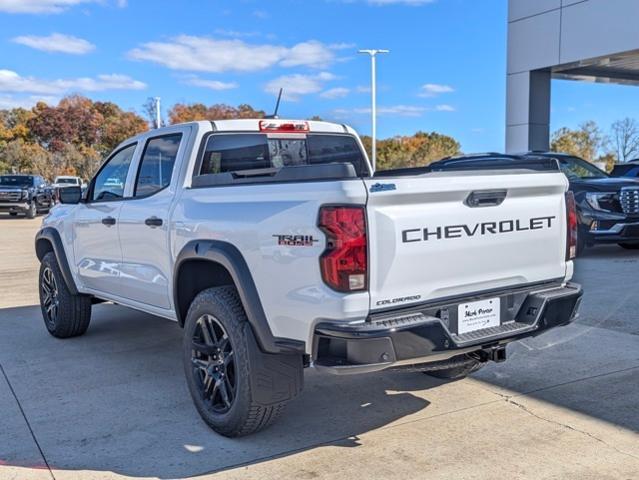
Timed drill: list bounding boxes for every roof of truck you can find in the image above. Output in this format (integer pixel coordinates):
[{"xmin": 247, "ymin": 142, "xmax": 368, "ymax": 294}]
[{"xmin": 136, "ymin": 119, "xmax": 358, "ymax": 137}]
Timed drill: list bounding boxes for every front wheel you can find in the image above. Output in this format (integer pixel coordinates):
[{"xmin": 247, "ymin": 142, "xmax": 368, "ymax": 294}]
[
  {"xmin": 39, "ymin": 252, "xmax": 92, "ymax": 338},
  {"xmin": 183, "ymin": 286, "xmax": 287, "ymax": 437},
  {"xmin": 26, "ymin": 202, "xmax": 37, "ymax": 219},
  {"xmin": 618, "ymin": 242, "xmax": 639, "ymax": 250}
]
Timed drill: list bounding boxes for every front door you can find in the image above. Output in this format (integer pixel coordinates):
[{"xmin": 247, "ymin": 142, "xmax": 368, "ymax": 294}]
[{"xmin": 73, "ymin": 143, "xmax": 137, "ymax": 296}]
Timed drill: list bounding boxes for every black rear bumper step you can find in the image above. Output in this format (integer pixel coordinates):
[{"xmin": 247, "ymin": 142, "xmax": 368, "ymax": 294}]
[{"xmin": 313, "ymin": 282, "xmax": 582, "ymax": 375}]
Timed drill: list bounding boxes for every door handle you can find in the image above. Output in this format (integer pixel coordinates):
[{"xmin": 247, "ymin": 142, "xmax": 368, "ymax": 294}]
[
  {"xmin": 144, "ymin": 216, "xmax": 163, "ymax": 227},
  {"xmin": 101, "ymin": 216, "xmax": 116, "ymax": 226}
]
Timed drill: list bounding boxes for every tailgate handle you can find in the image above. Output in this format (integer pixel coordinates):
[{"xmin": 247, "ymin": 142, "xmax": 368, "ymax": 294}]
[{"xmin": 465, "ymin": 190, "xmax": 507, "ymax": 208}]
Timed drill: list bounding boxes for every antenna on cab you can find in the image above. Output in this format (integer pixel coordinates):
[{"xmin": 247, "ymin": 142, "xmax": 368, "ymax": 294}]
[{"xmin": 265, "ymin": 88, "xmax": 283, "ymax": 119}]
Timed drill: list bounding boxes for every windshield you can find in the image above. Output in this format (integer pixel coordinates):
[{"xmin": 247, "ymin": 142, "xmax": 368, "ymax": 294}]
[
  {"xmin": 0, "ymin": 175, "xmax": 33, "ymax": 187},
  {"xmin": 557, "ymin": 157, "xmax": 608, "ymax": 180},
  {"xmin": 55, "ymin": 178, "xmax": 77, "ymax": 184}
]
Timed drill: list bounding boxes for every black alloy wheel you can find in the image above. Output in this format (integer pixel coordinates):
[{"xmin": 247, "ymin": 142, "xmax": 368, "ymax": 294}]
[
  {"xmin": 190, "ymin": 314, "xmax": 237, "ymax": 414},
  {"xmin": 40, "ymin": 266, "xmax": 59, "ymax": 329}
]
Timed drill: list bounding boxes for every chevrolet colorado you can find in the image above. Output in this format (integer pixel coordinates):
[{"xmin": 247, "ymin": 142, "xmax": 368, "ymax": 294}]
[{"xmin": 35, "ymin": 119, "xmax": 583, "ymax": 437}]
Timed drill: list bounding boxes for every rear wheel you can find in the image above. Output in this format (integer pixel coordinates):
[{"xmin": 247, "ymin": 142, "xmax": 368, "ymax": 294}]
[
  {"xmin": 183, "ymin": 286, "xmax": 287, "ymax": 437},
  {"xmin": 422, "ymin": 355, "xmax": 485, "ymax": 380},
  {"xmin": 39, "ymin": 252, "xmax": 92, "ymax": 338},
  {"xmin": 618, "ymin": 242, "xmax": 639, "ymax": 250}
]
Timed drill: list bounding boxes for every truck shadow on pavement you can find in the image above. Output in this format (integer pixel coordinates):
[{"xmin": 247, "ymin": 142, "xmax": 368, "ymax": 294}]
[{"xmin": 0, "ymin": 303, "xmax": 438, "ymax": 479}]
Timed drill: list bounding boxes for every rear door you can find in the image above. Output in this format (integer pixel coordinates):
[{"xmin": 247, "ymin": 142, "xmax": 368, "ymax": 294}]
[
  {"xmin": 117, "ymin": 127, "xmax": 189, "ymax": 309},
  {"xmin": 363, "ymin": 171, "xmax": 569, "ymax": 310}
]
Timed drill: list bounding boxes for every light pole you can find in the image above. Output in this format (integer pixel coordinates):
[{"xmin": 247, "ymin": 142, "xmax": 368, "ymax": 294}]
[
  {"xmin": 358, "ymin": 49, "xmax": 389, "ymax": 173},
  {"xmin": 154, "ymin": 97, "xmax": 161, "ymax": 129}
]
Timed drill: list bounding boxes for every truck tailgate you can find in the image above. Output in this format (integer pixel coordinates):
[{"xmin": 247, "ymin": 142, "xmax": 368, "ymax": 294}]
[{"xmin": 364, "ymin": 171, "xmax": 569, "ymax": 310}]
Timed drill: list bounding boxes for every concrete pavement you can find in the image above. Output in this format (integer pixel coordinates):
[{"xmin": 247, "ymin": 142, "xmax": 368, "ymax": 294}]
[{"xmin": 0, "ymin": 216, "xmax": 637, "ymax": 479}]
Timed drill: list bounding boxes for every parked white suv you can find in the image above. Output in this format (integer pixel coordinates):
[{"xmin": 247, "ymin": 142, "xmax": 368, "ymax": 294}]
[{"xmin": 35, "ymin": 119, "xmax": 583, "ymax": 436}]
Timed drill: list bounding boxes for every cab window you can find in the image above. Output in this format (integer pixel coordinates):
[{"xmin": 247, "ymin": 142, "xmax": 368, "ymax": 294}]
[{"xmin": 91, "ymin": 144, "xmax": 136, "ymax": 202}]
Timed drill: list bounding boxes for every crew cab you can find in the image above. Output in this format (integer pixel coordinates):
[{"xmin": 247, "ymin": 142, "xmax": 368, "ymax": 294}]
[
  {"xmin": 35, "ymin": 120, "xmax": 583, "ymax": 437},
  {"xmin": 0, "ymin": 174, "xmax": 53, "ymax": 218},
  {"xmin": 432, "ymin": 152, "xmax": 639, "ymax": 252}
]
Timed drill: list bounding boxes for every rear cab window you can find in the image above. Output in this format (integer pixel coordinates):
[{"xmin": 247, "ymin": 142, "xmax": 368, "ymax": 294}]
[{"xmin": 197, "ymin": 133, "xmax": 367, "ymax": 180}]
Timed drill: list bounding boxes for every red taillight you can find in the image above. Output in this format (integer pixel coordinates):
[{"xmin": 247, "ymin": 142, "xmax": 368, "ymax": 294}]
[
  {"xmin": 319, "ymin": 206, "xmax": 367, "ymax": 292},
  {"xmin": 566, "ymin": 191, "xmax": 578, "ymax": 259}
]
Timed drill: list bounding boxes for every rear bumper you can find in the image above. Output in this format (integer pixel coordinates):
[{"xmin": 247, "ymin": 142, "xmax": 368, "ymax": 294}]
[{"xmin": 313, "ymin": 282, "xmax": 583, "ymax": 374}]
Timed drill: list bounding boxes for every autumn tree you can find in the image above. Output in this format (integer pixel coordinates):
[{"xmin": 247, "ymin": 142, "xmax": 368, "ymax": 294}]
[
  {"xmin": 361, "ymin": 131, "xmax": 461, "ymax": 170},
  {"xmin": 0, "ymin": 95, "xmax": 146, "ymax": 179},
  {"xmin": 168, "ymin": 103, "xmax": 266, "ymax": 124},
  {"xmin": 550, "ymin": 121, "xmax": 609, "ymax": 162}
]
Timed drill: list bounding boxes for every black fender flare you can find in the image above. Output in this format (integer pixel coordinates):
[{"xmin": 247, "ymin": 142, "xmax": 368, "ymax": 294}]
[
  {"xmin": 35, "ymin": 227, "xmax": 79, "ymax": 295},
  {"xmin": 174, "ymin": 240, "xmax": 305, "ymax": 355}
]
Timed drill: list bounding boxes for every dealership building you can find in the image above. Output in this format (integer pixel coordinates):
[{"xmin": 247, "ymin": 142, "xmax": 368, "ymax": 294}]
[{"xmin": 506, "ymin": 0, "xmax": 639, "ymax": 153}]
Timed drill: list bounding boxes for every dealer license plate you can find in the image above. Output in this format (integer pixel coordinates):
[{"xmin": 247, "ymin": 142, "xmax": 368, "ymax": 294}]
[{"xmin": 457, "ymin": 298, "xmax": 501, "ymax": 334}]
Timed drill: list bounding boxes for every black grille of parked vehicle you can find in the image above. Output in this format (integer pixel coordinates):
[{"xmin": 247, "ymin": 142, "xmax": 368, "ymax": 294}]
[
  {"xmin": 0, "ymin": 191, "xmax": 21, "ymax": 201},
  {"xmin": 620, "ymin": 187, "xmax": 639, "ymax": 214}
]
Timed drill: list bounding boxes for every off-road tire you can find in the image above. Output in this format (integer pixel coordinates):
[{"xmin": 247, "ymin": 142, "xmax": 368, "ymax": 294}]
[
  {"xmin": 39, "ymin": 252, "xmax": 92, "ymax": 338},
  {"xmin": 422, "ymin": 355, "xmax": 485, "ymax": 380},
  {"xmin": 618, "ymin": 242, "xmax": 639, "ymax": 250},
  {"xmin": 183, "ymin": 286, "xmax": 287, "ymax": 437}
]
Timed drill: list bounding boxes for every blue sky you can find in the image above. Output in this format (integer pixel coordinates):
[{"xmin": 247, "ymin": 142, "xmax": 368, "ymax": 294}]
[{"xmin": 1, "ymin": 0, "xmax": 639, "ymax": 153}]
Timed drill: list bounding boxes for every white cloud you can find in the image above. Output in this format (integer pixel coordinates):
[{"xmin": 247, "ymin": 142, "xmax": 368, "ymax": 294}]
[
  {"xmin": 419, "ymin": 83, "xmax": 454, "ymax": 97},
  {"xmin": 265, "ymin": 72, "xmax": 336, "ymax": 101},
  {"xmin": 335, "ymin": 105, "xmax": 427, "ymax": 117},
  {"xmin": 214, "ymin": 29, "xmax": 261, "ymax": 38},
  {"xmin": 328, "ymin": 42, "xmax": 357, "ymax": 50},
  {"xmin": 0, "ymin": 94, "xmax": 59, "ymax": 109},
  {"xmin": 0, "ymin": 0, "xmax": 91, "ymax": 13},
  {"xmin": 128, "ymin": 36, "xmax": 345, "ymax": 73},
  {"xmin": 0, "ymin": 70, "xmax": 146, "ymax": 95},
  {"xmin": 280, "ymin": 41, "xmax": 335, "ymax": 68},
  {"xmin": 0, "ymin": 0, "xmax": 124, "ymax": 13},
  {"xmin": 435, "ymin": 104, "xmax": 455, "ymax": 112},
  {"xmin": 320, "ymin": 87, "xmax": 350, "ymax": 99},
  {"xmin": 182, "ymin": 76, "xmax": 238, "ymax": 91},
  {"xmin": 12, "ymin": 33, "xmax": 95, "ymax": 54}
]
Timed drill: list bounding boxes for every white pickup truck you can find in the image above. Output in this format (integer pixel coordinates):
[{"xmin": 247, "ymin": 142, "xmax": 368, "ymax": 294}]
[{"xmin": 35, "ymin": 119, "xmax": 582, "ymax": 437}]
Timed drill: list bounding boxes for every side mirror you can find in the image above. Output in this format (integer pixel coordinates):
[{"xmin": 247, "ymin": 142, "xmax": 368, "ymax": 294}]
[{"xmin": 59, "ymin": 186, "xmax": 82, "ymax": 204}]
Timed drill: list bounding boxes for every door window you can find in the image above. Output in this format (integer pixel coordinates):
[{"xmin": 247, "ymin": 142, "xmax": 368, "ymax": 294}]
[
  {"xmin": 91, "ymin": 144, "xmax": 136, "ymax": 202},
  {"xmin": 134, "ymin": 134, "xmax": 182, "ymax": 197}
]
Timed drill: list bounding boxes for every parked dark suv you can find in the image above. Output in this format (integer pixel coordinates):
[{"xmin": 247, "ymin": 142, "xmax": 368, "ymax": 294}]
[
  {"xmin": 0, "ymin": 174, "xmax": 54, "ymax": 218},
  {"xmin": 430, "ymin": 152, "xmax": 639, "ymax": 253}
]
